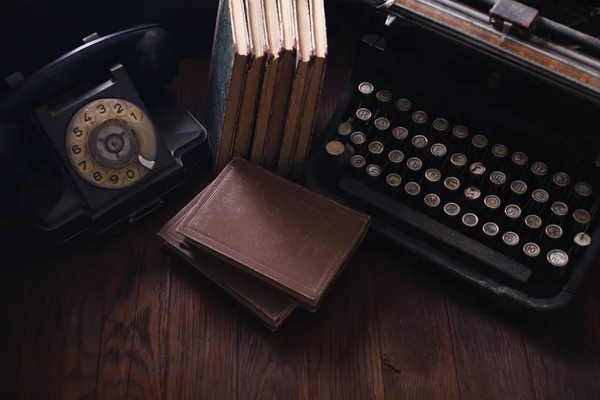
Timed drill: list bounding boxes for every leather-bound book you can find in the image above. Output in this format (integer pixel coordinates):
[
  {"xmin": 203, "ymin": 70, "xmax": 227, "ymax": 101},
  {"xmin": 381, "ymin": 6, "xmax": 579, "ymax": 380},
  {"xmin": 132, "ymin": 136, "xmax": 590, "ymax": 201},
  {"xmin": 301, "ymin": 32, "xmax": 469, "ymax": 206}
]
[
  {"xmin": 177, "ymin": 158, "xmax": 370, "ymax": 311},
  {"xmin": 158, "ymin": 184, "xmax": 296, "ymax": 331}
]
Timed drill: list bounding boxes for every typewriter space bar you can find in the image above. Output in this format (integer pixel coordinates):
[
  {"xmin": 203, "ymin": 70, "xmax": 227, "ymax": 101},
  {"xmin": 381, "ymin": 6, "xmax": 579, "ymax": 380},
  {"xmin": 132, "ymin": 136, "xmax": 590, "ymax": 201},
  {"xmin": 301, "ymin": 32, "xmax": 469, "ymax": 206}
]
[{"xmin": 338, "ymin": 176, "xmax": 532, "ymax": 283}]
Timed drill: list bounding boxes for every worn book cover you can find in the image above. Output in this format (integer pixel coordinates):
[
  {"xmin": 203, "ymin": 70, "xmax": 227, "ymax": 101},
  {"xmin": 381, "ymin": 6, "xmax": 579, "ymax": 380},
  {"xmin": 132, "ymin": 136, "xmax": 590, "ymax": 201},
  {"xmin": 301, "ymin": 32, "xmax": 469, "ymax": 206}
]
[
  {"xmin": 207, "ymin": 0, "xmax": 251, "ymax": 173},
  {"xmin": 158, "ymin": 184, "xmax": 296, "ymax": 331},
  {"xmin": 177, "ymin": 157, "xmax": 371, "ymax": 311}
]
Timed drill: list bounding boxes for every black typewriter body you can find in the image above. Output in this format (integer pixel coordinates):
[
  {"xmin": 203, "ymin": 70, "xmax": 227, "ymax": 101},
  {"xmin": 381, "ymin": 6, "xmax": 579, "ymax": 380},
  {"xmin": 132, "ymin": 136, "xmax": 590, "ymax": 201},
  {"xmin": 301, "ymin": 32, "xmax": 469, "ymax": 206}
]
[{"xmin": 308, "ymin": 0, "xmax": 600, "ymax": 310}]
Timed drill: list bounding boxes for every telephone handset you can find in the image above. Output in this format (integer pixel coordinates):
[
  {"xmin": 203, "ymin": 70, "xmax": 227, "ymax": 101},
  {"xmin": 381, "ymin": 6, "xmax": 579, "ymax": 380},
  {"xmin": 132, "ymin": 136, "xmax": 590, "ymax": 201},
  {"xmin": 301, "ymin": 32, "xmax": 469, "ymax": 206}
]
[{"xmin": 0, "ymin": 25, "xmax": 208, "ymax": 247}]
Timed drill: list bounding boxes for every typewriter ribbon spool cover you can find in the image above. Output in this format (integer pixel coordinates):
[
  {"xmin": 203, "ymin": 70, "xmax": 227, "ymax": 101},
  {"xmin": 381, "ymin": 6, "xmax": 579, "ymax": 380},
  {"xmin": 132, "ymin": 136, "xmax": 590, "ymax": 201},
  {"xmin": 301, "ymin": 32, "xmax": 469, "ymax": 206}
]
[{"xmin": 66, "ymin": 98, "xmax": 157, "ymax": 189}]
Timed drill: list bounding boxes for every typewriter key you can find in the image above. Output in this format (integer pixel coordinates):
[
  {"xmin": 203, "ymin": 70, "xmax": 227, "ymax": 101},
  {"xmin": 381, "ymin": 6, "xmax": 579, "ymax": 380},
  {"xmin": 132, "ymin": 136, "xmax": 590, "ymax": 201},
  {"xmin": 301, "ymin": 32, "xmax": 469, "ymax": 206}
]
[
  {"xmin": 424, "ymin": 193, "xmax": 441, "ymax": 209},
  {"xmin": 490, "ymin": 144, "xmax": 509, "ymax": 169},
  {"xmin": 509, "ymin": 180, "xmax": 528, "ymax": 205},
  {"xmin": 468, "ymin": 162, "xmax": 487, "ymax": 184},
  {"xmin": 482, "ymin": 222, "xmax": 500, "ymax": 238},
  {"xmin": 365, "ymin": 164, "xmax": 383, "ymax": 184},
  {"xmin": 350, "ymin": 155, "xmax": 366, "ymax": 177},
  {"xmin": 409, "ymin": 135, "xmax": 428, "ymax": 158},
  {"xmin": 486, "ymin": 171, "xmax": 507, "ymax": 194},
  {"xmin": 523, "ymin": 161, "xmax": 549, "ymax": 185},
  {"xmin": 543, "ymin": 225, "xmax": 564, "ymax": 249},
  {"xmin": 549, "ymin": 172, "xmax": 571, "ymax": 199},
  {"xmin": 461, "ymin": 186, "xmax": 481, "ymax": 214},
  {"xmin": 410, "ymin": 111, "xmax": 428, "ymax": 135},
  {"xmin": 522, "ymin": 243, "xmax": 541, "ymax": 261},
  {"xmin": 548, "ymin": 201, "xmax": 568, "ymax": 225},
  {"xmin": 355, "ymin": 108, "xmax": 373, "ymax": 131},
  {"xmin": 325, "ymin": 140, "xmax": 349, "ymax": 173},
  {"xmin": 337, "ymin": 122, "xmax": 353, "ymax": 141},
  {"xmin": 391, "ymin": 127, "xmax": 409, "ymax": 150},
  {"xmin": 572, "ymin": 209, "xmax": 591, "ymax": 232},
  {"xmin": 405, "ymin": 182, "xmax": 421, "ymax": 199},
  {"xmin": 427, "ymin": 143, "xmax": 447, "ymax": 169},
  {"xmin": 573, "ymin": 232, "xmax": 591, "ymax": 248},
  {"xmin": 448, "ymin": 153, "xmax": 468, "ymax": 175},
  {"xmin": 367, "ymin": 141, "xmax": 385, "ymax": 163},
  {"xmin": 571, "ymin": 182, "xmax": 593, "ymax": 209},
  {"xmin": 442, "ymin": 177, "xmax": 462, "ymax": 202},
  {"xmin": 524, "ymin": 214, "xmax": 543, "ymax": 231},
  {"xmin": 547, "ymin": 249, "xmax": 569, "ymax": 269},
  {"xmin": 349, "ymin": 131, "xmax": 367, "ymax": 153},
  {"xmin": 423, "ymin": 168, "xmax": 442, "ymax": 192},
  {"xmin": 395, "ymin": 99, "xmax": 412, "ymax": 114},
  {"xmin": 481, "ymin": 195, "xmax": 502, "ymax": 221},
  {"xmin": 358, "ymin": 82, "xmax": 374, "ymax": 97},
  {"xmin": 385, "ymin": 173, "xmax": 403, "ymax": 192},
  {"xmin": 503, "ymin": 204, "xmax": 522, "ymax": 231},
  {"xmin": 376, "ymin": 90, "xmax": 393, "ymax": 107},
  {"xmin": 404, "ymin": 157, "xmax": 423, "ymax": 182},
  {"xmin": 356, "ymin": 82, "xmax": 375, "ymax": 109},
  {"xmin": 509, "ymin": 151, "xmax": 528, "ymax": 179},
  {"xmin": 468, "ymin": 135, "xmax": 489, "ymax": 160},
  {"xmin": 443, "ymin": 202, "xmax": 461, "ymax": 218},
  {"xmin": 372, "ymin": 117, "xmax": 391, "ymax": 141},
  {"xmin": 502, "ymin": 232, "xmax": 520, "ymax": 249},
  {"xmin": 462, "ymin": 213, "xmax": 479, "ymax": 228},
  {"xmin": 449, "ymin": 125, "xmax": 469, "ymax": 152},
  {"xmin": 527, "ymin": 189, "xmax": 550, "ymax": 215},
  {"xmin": 386, "ymin": 150, "xmax": 405, "ymax": 173},
  {"xmin": 431, "ymin": 118, "xmax": 449, "ymax": 137}
]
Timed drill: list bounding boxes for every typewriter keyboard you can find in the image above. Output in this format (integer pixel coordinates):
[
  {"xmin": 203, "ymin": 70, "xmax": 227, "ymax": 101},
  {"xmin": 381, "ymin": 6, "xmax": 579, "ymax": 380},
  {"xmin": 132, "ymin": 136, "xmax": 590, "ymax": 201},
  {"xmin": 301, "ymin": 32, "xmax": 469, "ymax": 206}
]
[{"xmin": 324, "ymin": 82, "xmax": 598, "ymax": 287}]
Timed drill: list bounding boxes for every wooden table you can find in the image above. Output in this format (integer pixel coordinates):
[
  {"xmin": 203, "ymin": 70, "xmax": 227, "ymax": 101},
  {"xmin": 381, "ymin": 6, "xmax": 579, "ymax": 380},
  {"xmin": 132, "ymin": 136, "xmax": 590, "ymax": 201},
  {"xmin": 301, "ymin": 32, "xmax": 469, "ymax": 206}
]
[{"xmin": 2, "ymin": 32, "xmax": 600, "ymax": 400}]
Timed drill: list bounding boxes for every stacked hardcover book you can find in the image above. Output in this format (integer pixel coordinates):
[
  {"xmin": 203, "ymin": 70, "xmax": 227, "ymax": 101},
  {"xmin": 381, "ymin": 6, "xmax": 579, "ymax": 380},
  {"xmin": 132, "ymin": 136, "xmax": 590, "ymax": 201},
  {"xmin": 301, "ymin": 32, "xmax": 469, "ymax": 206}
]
[
  {"xmin": 206, "ymin": 0, "xmax": 327, "ymax": 178},
  {"xmin": 158, "ymin": 158, "xmax": 369, "ymax": 330}
]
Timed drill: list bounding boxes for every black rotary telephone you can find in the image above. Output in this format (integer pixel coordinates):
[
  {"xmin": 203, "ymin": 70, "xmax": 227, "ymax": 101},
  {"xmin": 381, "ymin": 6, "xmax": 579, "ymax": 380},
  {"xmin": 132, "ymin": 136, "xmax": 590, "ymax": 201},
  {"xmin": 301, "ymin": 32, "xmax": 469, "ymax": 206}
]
[{"xmin": 0, "ymin": 24, "xmax": 209, "ymax": 247}]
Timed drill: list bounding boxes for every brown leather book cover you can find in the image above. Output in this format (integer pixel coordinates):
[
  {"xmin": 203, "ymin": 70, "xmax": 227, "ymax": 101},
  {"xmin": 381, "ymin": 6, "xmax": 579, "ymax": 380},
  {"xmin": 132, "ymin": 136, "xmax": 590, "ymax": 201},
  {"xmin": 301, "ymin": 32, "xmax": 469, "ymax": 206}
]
[
  {"xmin": 158, "ymin": 184, "xmax": 296, "ymax": 331},
  {"xmin": 177, "ymin": 157, "xmax": 370, "ymax": 311}
]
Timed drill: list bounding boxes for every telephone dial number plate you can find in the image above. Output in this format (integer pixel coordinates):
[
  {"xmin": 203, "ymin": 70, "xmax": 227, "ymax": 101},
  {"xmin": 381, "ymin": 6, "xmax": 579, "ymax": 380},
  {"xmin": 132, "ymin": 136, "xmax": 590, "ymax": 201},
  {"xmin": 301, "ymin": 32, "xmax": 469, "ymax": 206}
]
[{"xmin": 66, "ymin": 98, "xmax": 157, "ymax": 189}]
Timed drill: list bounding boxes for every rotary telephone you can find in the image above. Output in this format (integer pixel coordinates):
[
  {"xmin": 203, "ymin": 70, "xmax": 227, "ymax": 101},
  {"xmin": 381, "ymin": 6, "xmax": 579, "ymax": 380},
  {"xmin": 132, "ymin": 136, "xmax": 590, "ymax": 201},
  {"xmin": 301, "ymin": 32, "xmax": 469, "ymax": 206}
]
[{"xmin": 0, "ymin": 24, "xmax": 209, "ymax": 247}]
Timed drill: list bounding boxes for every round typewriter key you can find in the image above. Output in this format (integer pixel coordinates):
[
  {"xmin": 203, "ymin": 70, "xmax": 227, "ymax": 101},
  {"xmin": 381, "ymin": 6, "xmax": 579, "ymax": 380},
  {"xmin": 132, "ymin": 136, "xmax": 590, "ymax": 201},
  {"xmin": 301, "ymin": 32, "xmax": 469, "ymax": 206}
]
[
  {"xmin": 432, "ymin": 118, "xmax": 449, "ymax": 136},
  {"xmin": 483, "ymin": 194, "xmax": 502, "ymax": 212},
  {"xmin": 386, "ymin": 150, "xmax": 405, "ymax": 173},
  {"xmin": 325, "ymin": 140, "xmax": 348, "ymax": 173},
  {"xmin": 424, "ymin": 168, "xmax": 442, "ymax": 192},
  {"xmin": 573, "ymin": 232, "xmax": 592, "ymax": 248},
  {"xmin": 461, "ymin": 186, "xmax": 481, "ymax": 214},
  {"xmin": 427, "ymin": 143, "xmax": 447, "ymax": 168},
  {"xmin": 372, "ymin": 117, "xmax": 391, "ymax": 141},
  {"xmin": 462, "ymin": 213, "xmax": 479, "ymax": 228},
  {"xmin": 409, "ymin": 135, "xmax": 428, "ymax": 158},
  {"xmin": 463, "ymin": 186, "xmax": 481, "ymax": 200},
  {"xmin": 549, "ymin": 201, "xmax": 568, "ymax": 225},
  {"xmin": 358, "ymin": 82, "xmax": 374, "ymax": 97},
  {"xmin": 509, "ymin": 151, "xmax": 528, "ymax": 179},
  {"xmin": 337, "ymin": 122, "xmax": 353, "ymax": 140},
  {"xmin": 365, "ymin": 164, "xmax": 382, "ymax": 183},
  {"xmin": 470, "ymin": 134, "xmax": 489, "ymax": 157},
  {"xmin": 572, "ymin": 182, "xmax": 593, "ymax": 209},
  {"xmin": 442, "ymin": 176, "xmax": 461, "ymax": 202},
  {"xmin": 385, "ymin": 173, "xmax": 402, "ymax": 191},
  {"xmin": 404, "ymin": 157, "xmax": 423, "ymax": 182},
  {"xmin": 349, "ymin": 131, "xmax": 367, "ymax": 153},
  {"xmin": 502, "ymin": 204, "xmax": 522, "ymax": 231},
  {"xmin": 530, "ymin": 161, "xmax": 548, "ymax": 178},
  {"xmin": 424, "ymin": 193, "xmax": 441, "ymax": 209},
  {"xmin": 350, "ymin": 155, "xmax": 366, "ymax": 177},
  {"xmin": 527, "ymin": 189, "xmax": 550, "ymax": 215},
  {"xmin": 443, "ymin": 202, "xmax": 461, "ymax": 218},
  {"xmin": 405, "ymin": 182, "xmax": 421, "ymax": 198},
  {"xmin": 544, "ymin": 224, "xmax": 563, "ymax": 243},
  {"xmin": 553, "ymin": 172, "xmax": 571, "ymax": 188},
  {"xmin": 509, "ymin": 180, "xmax": 528, "ymax": 205},
  {"xmin": 411, "ymin": 110, "xmax": 428, "ymax": 133},
  {"xmin": 574, "ymin": 182, "xmax": 592, "ymax": 197},
  {"xmin": 376, "ymin": 90, "xmax": 393, "ymax": 106},
  {"xmin": 502, "ymin": 231, "xmax": 520, "ymax": 248},
  {"xmin": 326, "ymin": 140, "xmax": 345, "ymax": 156},
  {"xmin": 449, "ymin": 125, "xmax": 469, "ymax": 152},
  {"xmin": 572, "ymin": 209, "xmax": 591, "ymax": 232},
  {"xmin": 468, "ymin": 162, "xmax": 487, "ymax": 184},
  {"xmin": 391, "ymin": 127, "xmax": 409, "ymax": 150},
  {"xmin": 482, "ymin": 222, "xmax": 500, "ymax": 238},
  {"xmin": 367, "ymin": 141, "xmax": 385, "ymax": 164},
  {"xmin": 524, "ymin": 214, "xmax": 543, "ymax": 231},
  {"xmin": 354, "ymin": 82, "xmax": 375, "ymax": 111},
  {"xmin": 547, "ymin": 249, "xmax": 569, "ymax": 269},
  {"xmin": 395, "ymin": 99, "xmax": 412, "ymax": 113},
  {"xmin": 487, "ymin": 170, "xmax": 507, "ymax": 194},
  {"xmin": 522, "ymin": 243, "xmax": 541, "ymax": 259},
  {"xmin": 355, "ymin": 108, "xmax": 372, "ymax": 131},
  {"xmin": 489, "ymin": 144, "xmax": 509, "ymax": 170},
  {"xmin": 448, "ymin": 153, "xmax": 467, "ymax": 175}
]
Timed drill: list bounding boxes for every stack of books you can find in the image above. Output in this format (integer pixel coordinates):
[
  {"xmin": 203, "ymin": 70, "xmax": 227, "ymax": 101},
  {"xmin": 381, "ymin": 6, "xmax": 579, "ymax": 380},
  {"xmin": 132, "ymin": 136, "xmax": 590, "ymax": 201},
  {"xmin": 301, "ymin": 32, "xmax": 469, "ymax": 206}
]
[
  {"xmin": 206, "ymin": 0, "xmax": 327, "ymax": 178},
  {"xmin": 158, "ymin": 158, "xmax": 369, "ymax": 330}
]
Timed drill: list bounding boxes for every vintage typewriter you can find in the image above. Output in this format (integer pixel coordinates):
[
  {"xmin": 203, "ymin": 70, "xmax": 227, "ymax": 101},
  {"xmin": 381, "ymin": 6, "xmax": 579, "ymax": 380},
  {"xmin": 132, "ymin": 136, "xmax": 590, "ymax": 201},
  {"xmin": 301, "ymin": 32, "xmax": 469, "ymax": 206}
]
[{"xmin": 307, "ymin": 0, "xmax": 600, "ymax": 309}]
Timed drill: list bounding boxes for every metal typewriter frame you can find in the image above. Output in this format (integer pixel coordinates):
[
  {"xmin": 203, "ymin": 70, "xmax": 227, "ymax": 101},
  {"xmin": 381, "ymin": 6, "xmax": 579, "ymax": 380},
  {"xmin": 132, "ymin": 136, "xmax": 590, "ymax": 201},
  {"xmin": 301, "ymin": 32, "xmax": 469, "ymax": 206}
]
[{"xmin": 305, "ymin": 0, "xmax": 600, "ymax": 310}]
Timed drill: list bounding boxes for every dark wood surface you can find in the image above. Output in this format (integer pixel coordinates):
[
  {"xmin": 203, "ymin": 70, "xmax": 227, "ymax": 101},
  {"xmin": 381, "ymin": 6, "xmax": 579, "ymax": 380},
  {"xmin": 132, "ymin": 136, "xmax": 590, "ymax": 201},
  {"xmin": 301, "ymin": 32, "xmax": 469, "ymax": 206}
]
[{"xmin": 2, "ymin": 32, "xmax": 600, "ymax": 400}]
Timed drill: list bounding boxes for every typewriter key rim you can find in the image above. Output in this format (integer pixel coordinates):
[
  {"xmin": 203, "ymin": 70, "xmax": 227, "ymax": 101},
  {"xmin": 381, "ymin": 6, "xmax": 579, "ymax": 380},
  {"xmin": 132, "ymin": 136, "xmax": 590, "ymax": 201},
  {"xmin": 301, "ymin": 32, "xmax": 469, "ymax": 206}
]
[
  {"xmin": 450, "ymin": 153, "xmax": 467, "ymax": 168},
  {"xmin": 523, "ymin": 242, "xmax": 541, "ymax": 258},
  {"xmin": 407, "ymin": 157, "xmax": 423, "ymax": 172},
  {"xmin": 425, "ymin": 168, "xmax": 442, "ymax": 183},
  {"xmin": 405, "ymin": 182, "xmax": 421, "ymax": 196},
  {"xmin": 395, "ymin": 98, "xmax": 412, "ymax": 112},
  {"xmin": 358, "ymin": 82, "xmax": 374, "ymax": 96},
  {"xmin": 430, "ymin": 143, "xmax": 447, "ymax": 158},
  {"xmin": 489, "ymin": 171, "xmax": 507, "ymax": 186},
  {"xmin": 492, "ymin": 144, "xmax": 508, "ymax": 158},
  {"xmin": 388, "ymin": 150, "xmax": 405, "ymax": 164},
  {"xmin": 366, "ymin": 164, "xmax": 382, "ymax": 178},
  {"xmin": 350, "ymin": 131, "xmax": 367, "ymax": 146},
  {"xmin": 525, "ymin": 214, "xmax": 543, "ymax": 230},
  {"xmin": 386, "ymin": 173, "xmax": 402, "ymax": 188},
  {"xmin": 374, "ymin": 117, "xmax": 391, "ymax": 132},
  {"xmin": 502, "ymin": 231, "xmax": 520, "ymax": 247},
  {"xmin": 551, "ymin": 201, "xmax": 569, "ymax": 217},
  {"xmin": 484, "ymin": 195, "xmax": 502, "ymax": 210},
  {"xmin": 444, "ymin": 177, "xmax": 461, "ymax": 192},
  {"xmin": 482, "ymin": 222, "xmax": 500, "ymax": 237},
  {"xmin": 510, "ymin": 180, "xmax": 528, "ymax": 196},
  {"xmin": 325, "ymin": 140, "xmax": 345, "ymax": 156},
  {"xmin": 432, "ymin": 118, "xmax": 449, "ymax": 133},
  {"xmin": 469, "ymin": 162, "xmax": 487, "ymax": 177},
  {"xmin": 511, "ymin": 151, "xmax": 528, "ymax": 166},
  {"xmin": 452, "ymin": 125, "xmax": 469, "ymax": 139},
  {"xmin": 530, "ymin": 161, "xmax": 548, "ymax": 177},
  {"xmin": 504, "ymin": 204, "xmax": 522, "ymax": 220},
  {"xmin": 443, "ymin": 202, "xmax": 461, "ymax": 217},
  {"xmin": 471, "ymin": 135, "xmax": 488, "ymax": 149},
  {"xmin": 376, "ymin": 90, "xmax": 393, "ymax": 104},
  {"xmin": 424, "ymin": 193, "xmax": 441, "ymax": 208},
  {"xmin": 547, "ymin": 249, "xmax": 569, "ymax": 268},
  {"xmin": 573, "ymin": 209, "xmax": 591, "ymax": 225},
  {"xmin": 532, "ymin": 189, "xmax": 550, "ymax": 204},
  {"xmin": 574, "ymin": 232, "xmax": 592, "ymax": 247},
  {"xmin": 464, "ymin": 186, "xmax": 481, "ymax": 201},
  {"xmin": 392, "ymin": 127, "xmax": 409, "ymax": 140},
  {"xmin": 350, "ymin": 155, "xmax": 366, "ymax": 169},
  {"xmin": 337, "ymin": 122, "xmax": 352, "ymax": 137},
  {"xmin": 356, "ymin": 108, "xmax": 372, "ymax": 122},
  {"xmin": 368, "ymin": 141, "xmax": 385, "ymax": 155},
  {"xmin": 545, "ymin": 224, "xmax": 563, "ymax": 240},
  {"xmin": 411, "ymin": 110, "xmax": 428, "ymax": 125},
  {"xmin": 552, "ymin": 172, "xmax": 571, "ymax": 187},
  {"xmin": 575, "ymin": 182, "xmax": 593, "ymax": 197},
  {"xmin": 411, "ymin": 135, "xmax": 428, "ymax": 149},
  {"xmin": 462, "ymin": 213, "xmax": 479, "ymax": 227}
]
